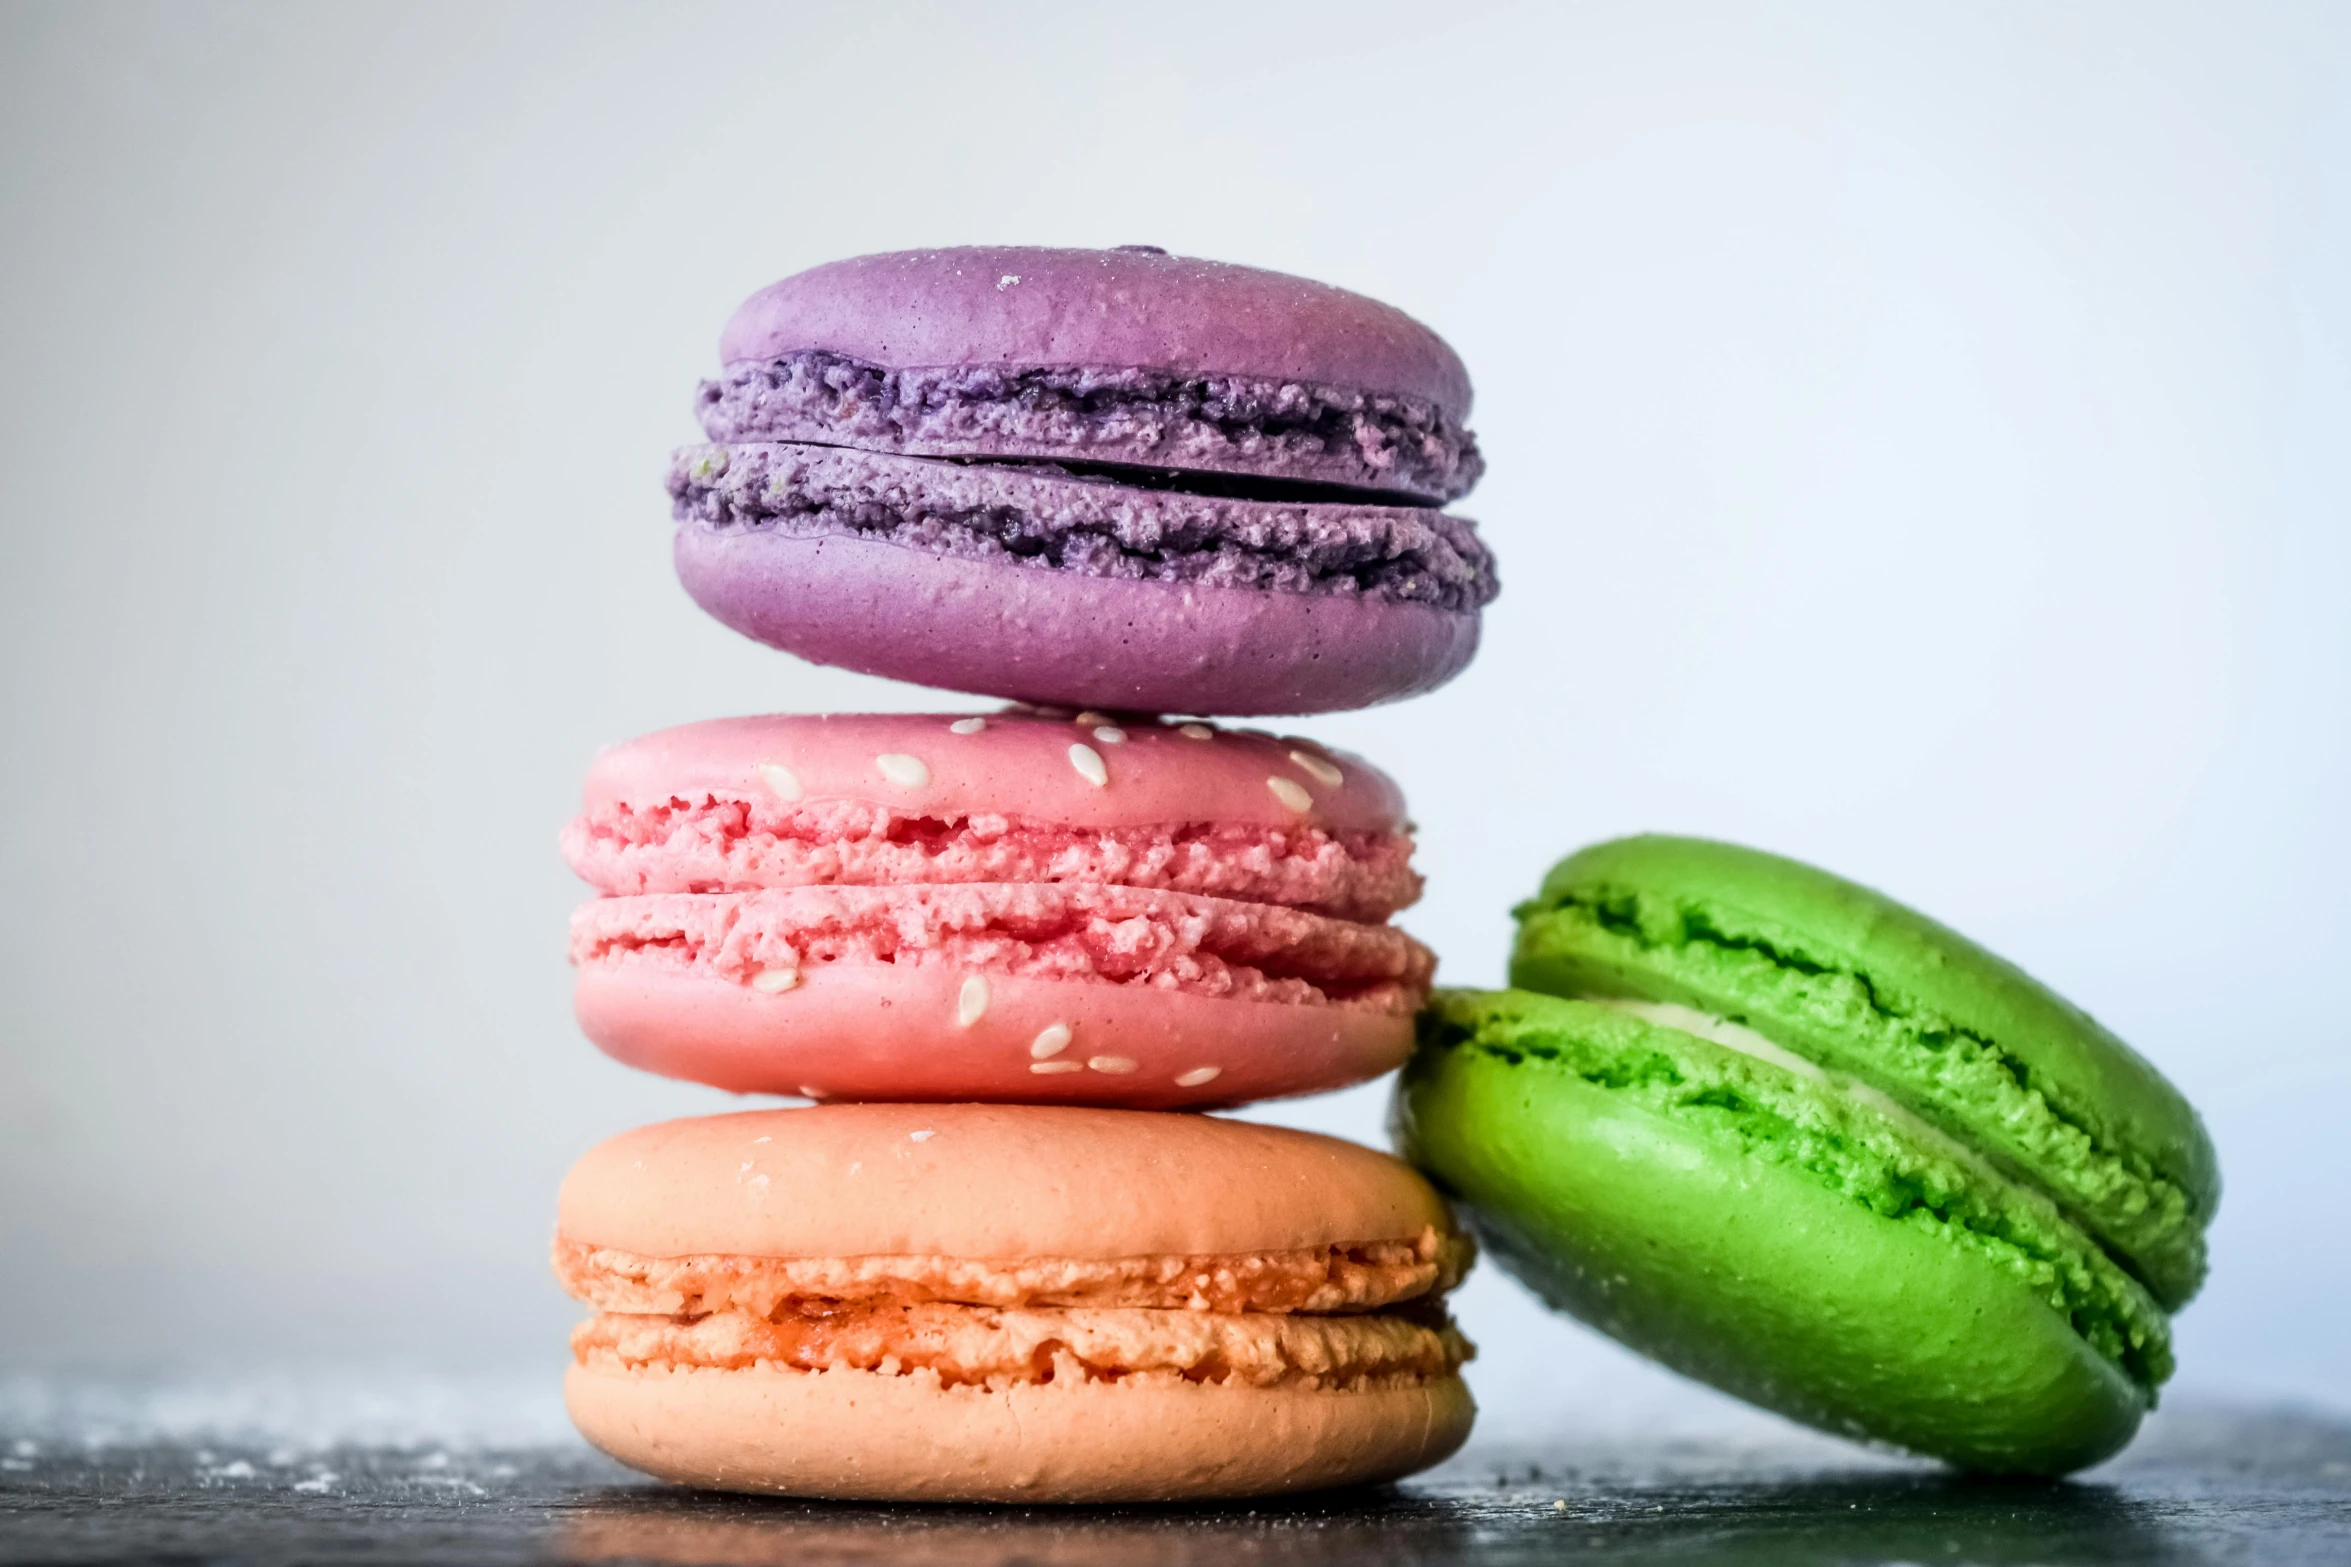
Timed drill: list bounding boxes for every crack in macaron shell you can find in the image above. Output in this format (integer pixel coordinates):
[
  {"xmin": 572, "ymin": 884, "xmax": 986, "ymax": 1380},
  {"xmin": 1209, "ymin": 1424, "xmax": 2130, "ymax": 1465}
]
[
  {"xmin": 575, "ymin": 1302, "xmax": 1470, "ymax": 1392},
  {"xmin": 1512, "ymin": 838, "xmax": 2214, "ymax": 1308}
]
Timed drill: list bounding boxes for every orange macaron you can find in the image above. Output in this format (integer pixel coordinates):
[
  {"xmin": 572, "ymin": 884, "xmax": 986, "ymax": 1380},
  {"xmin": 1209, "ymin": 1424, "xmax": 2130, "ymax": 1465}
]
[{"xmin": 554, "ymin": 1104, "xmax": 1476, "ymax": 1502}]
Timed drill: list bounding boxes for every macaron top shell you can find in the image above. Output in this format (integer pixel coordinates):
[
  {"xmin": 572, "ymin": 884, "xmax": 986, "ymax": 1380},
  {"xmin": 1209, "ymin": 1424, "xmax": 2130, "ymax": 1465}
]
[
  {"xmin": 700, "ymin": 247, "xmax": 1483, "ymax": 504},
  {"xmin": 559, "ymin": 1104, "xmax": 1459, "ymax": 1262},
  {"xmin": 1511, "ymin": 835, "xmax": 2217, "ymax": 1308},
  {"xmin": 579, "ymin": 711, "xmax": 1404, "ymax": 838},
  {"xmin": 717, "ymin": 246, "xmax": 1473, "ymax": 420}
]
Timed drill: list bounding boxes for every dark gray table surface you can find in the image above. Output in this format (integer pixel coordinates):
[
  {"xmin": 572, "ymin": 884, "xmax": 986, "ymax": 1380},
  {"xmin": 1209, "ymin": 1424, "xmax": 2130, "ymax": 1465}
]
[{"xmin": 4, "ymin": 1393, "xmax": 2347, "ymax": 1566}]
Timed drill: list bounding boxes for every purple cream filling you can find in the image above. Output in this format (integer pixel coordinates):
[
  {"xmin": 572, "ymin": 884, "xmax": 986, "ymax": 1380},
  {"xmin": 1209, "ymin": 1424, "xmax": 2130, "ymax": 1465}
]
[
  {"xmin": 668, "ymin": 443, "xmax": 1499, "ymax": 616},
  {"xmin": 695, "ymin": 350, "xmax": 1484, "ymax": 505}
]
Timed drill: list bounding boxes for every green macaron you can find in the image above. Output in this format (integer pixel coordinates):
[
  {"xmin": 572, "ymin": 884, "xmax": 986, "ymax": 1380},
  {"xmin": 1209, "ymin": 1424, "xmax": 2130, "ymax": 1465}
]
[{"xmin": 1394, "ymin": 835, "xmax": 2217, "ymax": 1474}]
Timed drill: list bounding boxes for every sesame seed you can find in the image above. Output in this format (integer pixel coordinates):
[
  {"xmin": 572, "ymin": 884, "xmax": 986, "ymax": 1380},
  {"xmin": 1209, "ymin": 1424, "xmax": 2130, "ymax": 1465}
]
[
  {"xmin": 1266, "ymin": 776, "xmax": 1313, "ymax": 812},
  {"xmin": 1092, "ymin": 725, "xmax": 1127, "ymax": 744},
  {"xmin": 1068, "ymin": 743, "xmax": 1109, "ymax": 787},
  {"xmin": 750, "ymin": 967, "xmax": 800, "ymax": 994},
  {"xmin": 751, "ymin": 1135, "xmax": 771, "ymax": 1144},
  {"xmin": 875, "ymin": 753, "xmax": 929, "ymax": 788},
  {"xmin": 1178, "ymin": 723, "xmax": 1215, "ymax": 740},
  {"xmin": 797, "ymin": 1085, "xmax": 826, "ymax": 1100},
  {"xmin": 909, "ymin": 1129, "xmax": 935, "ymax": 1142},
  {"xmin": 1288, "ymin": 750, "xmax": 1344, "ymax": 787},
  {"xmin": 949, "ymin": 717, "xmax": 987, "ymax": 735},
  {"xmin": 1030, "ymin": 1060, "xmax": 1083, "ymax": 1074},
  {"xmin": 757, "ymin": 762, "xmax": 803, "ymax": 801},
  {"xmin": 957, "ymin": 975, "xmax": 990, "ymax": 1026},
  {"xmin": 1174, "ymin": 1066, "xmax": 1223, "ymax": 1087},
  {"xmin": 1088, "ymin": 1055, "xmax": 1139, "ymax": 1074},
  {"xmin": 1074, "ymin": 711, "xmax": 1112, "ymax": 728},
  {"xmin": 1030, "ymin": 1023, "xmax": 1073, "ymax": 1059}
]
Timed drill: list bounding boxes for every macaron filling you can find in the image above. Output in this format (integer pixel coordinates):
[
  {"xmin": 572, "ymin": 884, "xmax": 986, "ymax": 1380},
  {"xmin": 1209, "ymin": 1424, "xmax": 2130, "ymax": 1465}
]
[
  {"xmin": 555, "ymin": 1230, "xmax": 1473, "ymax": 1316},
  {"xmin": 668, "ymin": 443, "xmax": 1498, "ymax": 612},
  {"xmin": 574, "ymin": 1301, "xmax": 1469, "ymax": 1392},
  {"xmin": 1583, "ymin": 997, "xmax": 1827, "ymax": 1081},
  {"xmin": 570, "ymin": 885, "xmax": 1435, "ymax": 1012},
  {"xmin": 1515, "ymin": 884, "xmax": 2206, "ymax": 1306},
  {"xmin": 694, "ymin": 350, "xmax": 1485, "ymax": 504},
  {"xmin": 562, "ymin": 788, "xmax": 1421, "ymax": 922},
  {"xmin": 1413, "ymin": 991, "xmax": 2173, "ymax": 1394}
]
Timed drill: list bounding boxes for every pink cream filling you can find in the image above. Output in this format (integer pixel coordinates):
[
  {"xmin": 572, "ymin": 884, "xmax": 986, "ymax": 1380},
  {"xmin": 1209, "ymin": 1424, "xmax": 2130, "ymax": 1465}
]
[
  {"xmin": 569, "ymin": 884, "xmax": 1434, "ymax": 1012},
  {"xmin": 561, "ymin": 797, "xmax": 1420, "ymax": 923}
]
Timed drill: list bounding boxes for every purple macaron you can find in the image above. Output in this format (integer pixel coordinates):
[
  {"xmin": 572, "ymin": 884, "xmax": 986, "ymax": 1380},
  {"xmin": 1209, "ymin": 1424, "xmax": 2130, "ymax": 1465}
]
[{"xmin": 668, "ymin": 246, "xmax": 1499, "ymax": 715}]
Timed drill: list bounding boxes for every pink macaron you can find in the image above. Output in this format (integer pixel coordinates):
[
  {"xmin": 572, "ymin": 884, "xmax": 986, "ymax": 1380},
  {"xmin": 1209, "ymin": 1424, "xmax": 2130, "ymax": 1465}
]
[{"xmin": 561, "ymin": 709, "xmax": 1432, "ymax": 1106}]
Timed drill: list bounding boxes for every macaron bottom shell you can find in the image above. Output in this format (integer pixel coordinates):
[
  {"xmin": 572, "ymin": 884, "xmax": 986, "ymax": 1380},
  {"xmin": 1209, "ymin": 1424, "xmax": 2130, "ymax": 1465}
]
[
  {"xmin": 575, "ymin": 960, "xmax": 1412, "ymax": 1107},
  {"xmin": 1395, "ymin": 994, "xmax": 2156, "ymax": 1475},
  {"xmin": 565, "ymin": 1358, "xmax": 1474, "ymax": 1504},
  {"xmin": 674, "ymin": 526, "xmax": 1480, "ymax": 717}
]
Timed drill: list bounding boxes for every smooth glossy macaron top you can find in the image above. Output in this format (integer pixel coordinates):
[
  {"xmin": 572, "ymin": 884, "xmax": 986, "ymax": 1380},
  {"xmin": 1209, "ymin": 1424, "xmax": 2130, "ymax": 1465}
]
[
  {"xmin": 577, "ymin": 709, "xmax": 1405, "ymax": 843},
  {"xmin": 719, "ymin": 246, "xmax": 1473, "ymax": 414},
  {"xmin": 705, "ymin": 245, "xmax": 1479, "ymax": 502},
  {"xmin": 1510, "ymin": 835, "xmax": 2217, "ymax": 1308},
  {"xmin": 559, "ymin": 1103, "xmax": 1461, "ymax": 1265}
]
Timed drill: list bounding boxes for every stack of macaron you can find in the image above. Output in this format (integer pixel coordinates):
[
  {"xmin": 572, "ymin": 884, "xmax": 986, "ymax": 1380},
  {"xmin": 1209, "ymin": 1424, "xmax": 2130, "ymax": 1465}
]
[{"xmin": 552, "ymin": 247, "xmax": 1500, "ymax": 1502}]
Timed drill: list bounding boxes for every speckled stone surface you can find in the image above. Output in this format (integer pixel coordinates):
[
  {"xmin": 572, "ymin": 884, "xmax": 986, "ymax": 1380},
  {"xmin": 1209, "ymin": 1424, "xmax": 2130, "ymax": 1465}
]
[{"xmin": 4, "ymin": 1379, "xmax": 2347, "ymax": 1565}]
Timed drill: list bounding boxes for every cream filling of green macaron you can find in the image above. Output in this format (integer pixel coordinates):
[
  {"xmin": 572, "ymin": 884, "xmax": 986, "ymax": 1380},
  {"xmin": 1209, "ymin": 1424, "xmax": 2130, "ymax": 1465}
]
[
  {"xmin": 1584, "ymin": 998, "xmax": 1822, "ymax": 1080},
  {"xmin": 1583, "ymin": 997, "xmax": 1992, "ymax": 1168}
]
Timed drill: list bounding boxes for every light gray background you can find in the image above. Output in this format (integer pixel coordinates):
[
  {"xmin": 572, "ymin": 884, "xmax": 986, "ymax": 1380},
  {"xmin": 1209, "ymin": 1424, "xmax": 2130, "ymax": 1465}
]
[{"xmin": 3, "ymin": 1, "xmax": 2346, "ymax": 1442}]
